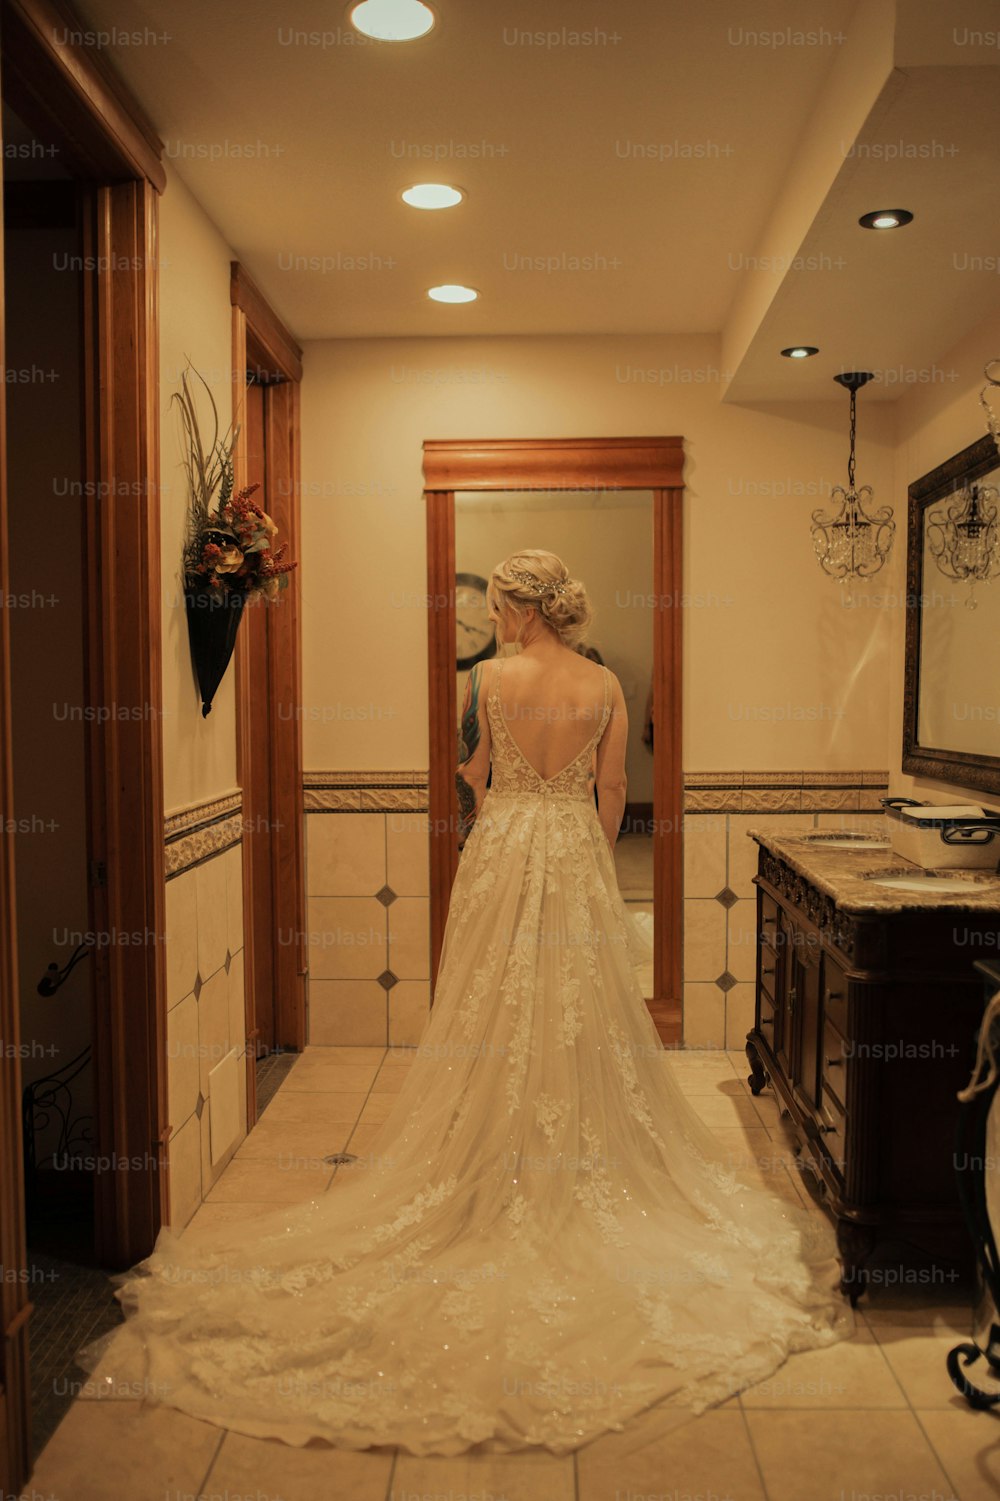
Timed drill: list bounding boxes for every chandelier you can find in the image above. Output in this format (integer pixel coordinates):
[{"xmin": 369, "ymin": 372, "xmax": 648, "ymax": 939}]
[
  {"xmin": 926, "ymin": 484, "xmax": 999, "ymax": 605},
  {"xmin": 925, "ymin": 360, "xmax": 1000, "ymax": 606},
  {"xmin": 980, "ymin": 357, "xmax": 1000, "ymax": 452},
  {"xmin": 811, "ymin": 371, "xmax": 895, "ymax": 585}
]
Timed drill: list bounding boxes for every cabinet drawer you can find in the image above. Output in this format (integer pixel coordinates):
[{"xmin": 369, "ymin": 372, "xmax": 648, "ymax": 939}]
[
  {"xmin": 823, "ymin": 956, "xmax": 849, "ymax": 1035},
  {"xmin": 818, "ymin": 1089, "xmax": 848, "ymax": 1180},
  {"xmin": 758, "ymin": 987, "xmax": 776, "ymax": 1038},
  {"xmin": 822, "ymin": 1019, "xmax": 848, "ymax": 1110}
]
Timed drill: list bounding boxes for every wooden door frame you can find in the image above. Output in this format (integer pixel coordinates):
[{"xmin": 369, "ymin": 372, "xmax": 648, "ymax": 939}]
[
  {"xmin": 230, "ymin": 264, "xmax": 305, "ymax": 1128},
  {"xmin": 0, "ymin": 1, "xmax": 165, "ymax": 1488},
  {"xmin": 423, "ymin": 437, "xmax": 684, "ymax": 1044}
]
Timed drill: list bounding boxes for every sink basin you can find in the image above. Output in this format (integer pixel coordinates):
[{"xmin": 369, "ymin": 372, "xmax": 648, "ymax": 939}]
[
  {"xmin": 861, "ymin": 867, "xmax": 1000, "ymax": 894},
  {"xmin": 793, "ymin": 831, "xmax": 890, "ymax": 851}
]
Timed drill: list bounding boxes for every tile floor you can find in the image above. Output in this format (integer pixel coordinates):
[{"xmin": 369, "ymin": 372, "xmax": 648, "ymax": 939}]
[{"xmin": 20, "ymin": 1046, "xmax": 1000, "ymax": 1501}]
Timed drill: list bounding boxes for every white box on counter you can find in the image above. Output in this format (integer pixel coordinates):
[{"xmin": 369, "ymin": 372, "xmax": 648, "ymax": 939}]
[{"xmin": 880, "ymin": 798, "xmax": 1000, "ymax": 871}]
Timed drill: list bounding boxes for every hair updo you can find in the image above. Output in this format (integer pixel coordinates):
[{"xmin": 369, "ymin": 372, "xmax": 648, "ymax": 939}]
[{"xmin": 486, "ymin": 549, "xmax": 593, "ymax": 652}]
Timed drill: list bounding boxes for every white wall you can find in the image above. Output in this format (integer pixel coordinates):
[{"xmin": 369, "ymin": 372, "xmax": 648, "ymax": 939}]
[
  {"xmin": 159, "ymin": 163, "xmax": 240, "ymax": 815},
  {"xmin": 299, "ymin": 332, "xmax": 898, "ymax": 777},
  {"xmin": 158, "ymin": 163, "xmax": 248, "ymax": 1222}
]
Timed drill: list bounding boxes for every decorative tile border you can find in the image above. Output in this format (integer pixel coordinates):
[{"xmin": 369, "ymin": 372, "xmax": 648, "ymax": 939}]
[
  {"xmin": 304, "ymin": 771, "xmax": 428, "ymax": 814},
  {"xmin": 684, "ymin": 770, "xmax": 889, "ymax": 814},
  {"xmin": 164, "ymin": 790, "xmax": 242, "ymax": 879},
  {"xmin": 301, "ymin": 769, "xmax": 889, "ymax": 816},
  {"xmin": 683, "ymin": 770, "xmax": 890, "ymax": 787}
]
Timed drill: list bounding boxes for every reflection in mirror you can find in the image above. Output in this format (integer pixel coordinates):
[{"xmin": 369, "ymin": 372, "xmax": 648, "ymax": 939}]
[
  {"xmin": 918, "ymin": 460, "xmax": 1000, "ymax": 756},
  {"xmin": 454, "ymin": 488, "xmax": 655, "ymax": 997}
]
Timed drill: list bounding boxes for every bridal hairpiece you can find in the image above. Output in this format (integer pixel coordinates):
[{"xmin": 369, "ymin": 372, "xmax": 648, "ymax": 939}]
[{"xmin": 509, "ymin": 568, "xmax": 567, "ymax": 597}]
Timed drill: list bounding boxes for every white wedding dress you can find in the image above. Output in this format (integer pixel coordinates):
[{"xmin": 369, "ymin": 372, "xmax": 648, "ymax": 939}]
[{"xmin": 77, "ymin": 656, "xmax": 853, "ymax": 1455}]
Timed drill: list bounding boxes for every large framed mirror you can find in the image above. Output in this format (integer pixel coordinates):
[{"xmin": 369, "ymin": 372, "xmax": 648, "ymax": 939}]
[
  {"xmin": 423, "ymin": 437, "xmax": 684, "ymax": 1045},
  {"xmin": 903, "ymin": 433, "xmax": 1000, "ymax": 795}
]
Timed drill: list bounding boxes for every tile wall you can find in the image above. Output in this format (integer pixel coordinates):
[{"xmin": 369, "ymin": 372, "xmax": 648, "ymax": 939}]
[
  {"xmin": 303, "ymin": 768, "xmax": 890, "ymax": 1051},
  {"xmin": 163, "ymin": 792, "xmax": 247, "ymax": 1228},
  {"xmin": 304, "ymin": 773, "xmax": 430, "ymax": 1048}
]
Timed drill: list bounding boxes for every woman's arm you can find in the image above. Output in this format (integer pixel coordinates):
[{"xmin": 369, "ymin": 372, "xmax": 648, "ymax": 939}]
[
  {"xmin": 594, "ymin": 672, "xmax": 629, "ymax": 851},
  {"xmin": 456, "ymin": 660, "xmax": 492, "ymax": 848}
]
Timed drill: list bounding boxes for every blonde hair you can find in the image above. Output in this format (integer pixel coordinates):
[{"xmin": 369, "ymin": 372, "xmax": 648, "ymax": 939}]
[{"xmin": 486, "ymin": 549, "xmax": 593, "ymax": 652}]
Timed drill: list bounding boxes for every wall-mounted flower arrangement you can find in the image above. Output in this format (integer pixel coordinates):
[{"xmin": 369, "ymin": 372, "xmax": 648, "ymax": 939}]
[{"xmin": 174, "ymin": 362, "xmax": 298, "ymax": 716}]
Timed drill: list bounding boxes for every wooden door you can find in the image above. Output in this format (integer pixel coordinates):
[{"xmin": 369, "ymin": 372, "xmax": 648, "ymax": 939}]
[
  {"xmin": 231, "ymin": 267, "xmax": 305, "ymax": 1131},
  {"xmin": 236, "ymin": 375, "xmax": 305, "ymax": 1059},
  {"xmin": 241, "ymin": 381, "xmax": 276, "ymax": 1054}
]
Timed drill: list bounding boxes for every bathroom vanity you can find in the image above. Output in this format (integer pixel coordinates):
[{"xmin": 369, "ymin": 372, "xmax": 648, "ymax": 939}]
[{"xmin": 745, "ymin": 828, "xmax": 1000, "ymax": 1303}]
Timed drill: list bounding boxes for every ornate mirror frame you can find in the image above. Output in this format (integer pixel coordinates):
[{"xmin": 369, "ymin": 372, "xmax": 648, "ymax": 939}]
[
  {"xmin": 903, "ymin": 432, "xmax": 1000, "ymax": 795},
  {"xmin": 423, "ymin": 436, "xmax": 685, "ymax": 1044}
]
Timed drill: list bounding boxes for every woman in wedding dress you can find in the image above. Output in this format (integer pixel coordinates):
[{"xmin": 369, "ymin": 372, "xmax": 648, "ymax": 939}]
[{"xmin": 78, "ymin": 548, "xmax": 853, "ymax": 1456}]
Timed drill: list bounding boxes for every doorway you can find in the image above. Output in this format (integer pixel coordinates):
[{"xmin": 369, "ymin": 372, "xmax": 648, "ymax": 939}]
[
  {"xmin": 424, "ymin": 438, "xmax": 684, "ymax": 1045},
  {"xmin": 0, "ymin": 14, "xmax": 166, "ymax": 1490},
  {"xmin": 3, "ymin": 152, "xmax": 95, "ymax": 1269}
]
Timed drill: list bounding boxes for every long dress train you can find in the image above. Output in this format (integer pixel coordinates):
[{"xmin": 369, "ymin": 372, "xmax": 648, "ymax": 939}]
[{"xmin": 77, "ymin": 658, "xmax": 853, "ymax": 1455}]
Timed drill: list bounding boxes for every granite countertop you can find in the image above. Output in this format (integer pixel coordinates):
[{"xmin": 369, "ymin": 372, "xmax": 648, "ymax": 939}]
[{"xmin": 748, "ymin": 827, "xmax": 1000, "ymax": 915}]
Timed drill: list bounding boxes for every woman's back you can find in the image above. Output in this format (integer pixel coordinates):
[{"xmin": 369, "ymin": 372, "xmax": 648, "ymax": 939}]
[{"xmin": 490, "ymin": 650, "xmax": 624, "ymax": 784}]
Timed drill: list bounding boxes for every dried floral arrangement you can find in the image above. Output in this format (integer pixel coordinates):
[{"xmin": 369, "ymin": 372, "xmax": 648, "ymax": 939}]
[
  {"xmin": 174, "ymin": 361, "xmax": 298, "ymax": 715},
  {"xmin": 175, "ymin": 362, "xmax": 297, "ymax": 601}
]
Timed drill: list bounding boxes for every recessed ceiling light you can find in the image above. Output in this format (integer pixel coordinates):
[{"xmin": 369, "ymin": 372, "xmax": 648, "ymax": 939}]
[
  {"xmin": 349, "ymin": 0, "xmax": 435, "ymax": 41},
  {"xmin": 858, "ymin": 209, "xmax": 914, "ymax": 230},
  {"xmin": 781, "ymin": 346, "xmax": 819, "ymax": 359},
  {"xmin": 427, "ymin": 284, "xmax": 478, "ymax": 304},
  {"xmin": 402, "ymin": 183, "xmax": 464, "ymax": 210}
]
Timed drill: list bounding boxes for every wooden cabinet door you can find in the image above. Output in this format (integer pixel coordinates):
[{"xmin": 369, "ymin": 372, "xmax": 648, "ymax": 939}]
[
  {"xmin": 774, "ymin": 907, "xmax": 795, "ymax": 1077},
  {"xmin": 789, "ymin": 937, "xmax": 822, "ymax": 1111}
]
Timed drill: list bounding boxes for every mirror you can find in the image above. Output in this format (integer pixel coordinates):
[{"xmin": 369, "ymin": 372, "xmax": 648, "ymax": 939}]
[
  {"xmin": 423, "ymin": 435, "xmax": 685, "ymax": 1046},
  {"xmin": 454, "ymin": 489, "xmax": 656, "ymax": 997},
  {"xmin": 904, "ymin": 433, "xmax": 1000, "ymax": 794}
]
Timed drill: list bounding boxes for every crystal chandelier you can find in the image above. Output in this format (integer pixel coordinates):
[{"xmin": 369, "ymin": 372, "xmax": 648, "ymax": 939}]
[
  {"xmin": 925, "ymin": 360, "xmax": 1000, "ymax": 607},
  {"xmin": 811, "ymin": 371, "xmax": 895, "ymax": 584},
  {"xmin": 926, "ymin": 483, "xmax": 999, "ymax": 605}
]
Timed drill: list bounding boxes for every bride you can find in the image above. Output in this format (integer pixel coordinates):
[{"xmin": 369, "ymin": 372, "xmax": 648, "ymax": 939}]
[{"xmin": 78, "ymin": 548, "xmax": 853, "ymax": 1456}]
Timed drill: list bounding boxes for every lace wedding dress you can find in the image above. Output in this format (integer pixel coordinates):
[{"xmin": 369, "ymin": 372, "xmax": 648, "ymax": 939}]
[{"xmin": 78, "ymin": 657, "xmax": 853, "ymax": 1455}]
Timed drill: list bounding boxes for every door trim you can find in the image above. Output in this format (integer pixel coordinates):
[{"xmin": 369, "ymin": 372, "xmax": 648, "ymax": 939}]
[
  {"xmin": 1, "ymin": 0, "xmax": 165, "ymax": 188},
  {"xmin": 423, "ymin": 437, "xmax": 684, "ymax": 1044},
  {"xmin": 82, "ymin": 178, "xmax": 167, "ymax": 1267},
  {"xmin": 231, "ymin": 265, "xmax": 306, "ymax": 1125}
]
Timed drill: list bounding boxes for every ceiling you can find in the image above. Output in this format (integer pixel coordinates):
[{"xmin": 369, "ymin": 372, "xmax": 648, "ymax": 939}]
[{"xmin": 70, "ymin": 0, "xmax": 1000, "ymax": 401}]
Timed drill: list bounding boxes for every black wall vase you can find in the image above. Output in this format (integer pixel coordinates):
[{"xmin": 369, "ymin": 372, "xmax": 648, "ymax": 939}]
[{"xmin": 184, "ymin": 584, "xmax": 247, "ymax": 717}]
